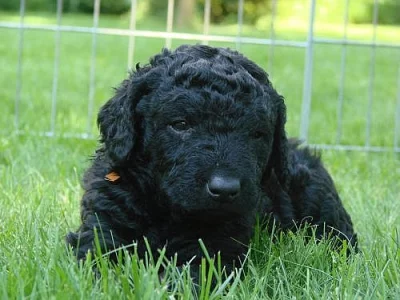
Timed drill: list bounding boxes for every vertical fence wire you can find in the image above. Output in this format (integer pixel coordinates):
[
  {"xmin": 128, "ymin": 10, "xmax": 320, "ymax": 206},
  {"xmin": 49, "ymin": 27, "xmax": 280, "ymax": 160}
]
[
  {"xmin": 5, "ymin": 0, "xmax": 400, "ymax": 152},
  {"xmin": 202, "ymin": 0, "xmax": 211, "ymax": 45},
  {"xmin": 165, "ymin": 0, "xmax": 174, "ymax": 49},
  {"xmin": 336, "ymin": 0, "xmax": 350, "ymax": 144},
  {"xmin": 236, "ymin": 0, "xmax": 244, "ymax": 50},
  {"xmin": 268, "ymin": 0, "xmax": 278, "ymax": 77},
  {"xmin": 395, "ymin": 63, "xmax": 400, "ymax": 150},
  {"xmin": 127, "ymin": 0, "xmax": 137, "ymax": 70},
  {"xmin": 365, "ymin": 0, "xmax": 379, "ymax": 147},
  {"xmin": 86, "ymin": 0, "xmax": 100, "ymax": 137},
  {"xmin": 50, "ymin": 0, "xmax": 63, "ymax": 136},
  {"xmin": 300, "ymin": 0, "xmax": 316, "ymax": 141},
  {"xmin": 15, "ymin": 0, "xmax": 25, "ymax": 131}
]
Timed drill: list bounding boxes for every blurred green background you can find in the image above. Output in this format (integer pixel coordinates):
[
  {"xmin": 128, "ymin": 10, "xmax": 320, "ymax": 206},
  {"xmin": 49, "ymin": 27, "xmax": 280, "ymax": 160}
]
[
  {"xmin": 1, "ymin": 0, "xmax": 400, "ymax": 25},
  {"xmin": 0, "ymin": 0, "xmax": 399, "ymax": 146}
]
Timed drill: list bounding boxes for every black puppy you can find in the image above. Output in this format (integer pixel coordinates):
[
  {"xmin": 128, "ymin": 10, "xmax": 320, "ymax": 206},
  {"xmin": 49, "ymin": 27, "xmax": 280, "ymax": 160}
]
[{"xmin": 67, "ymin": 45, "xmax": 357, "ymax": 276}]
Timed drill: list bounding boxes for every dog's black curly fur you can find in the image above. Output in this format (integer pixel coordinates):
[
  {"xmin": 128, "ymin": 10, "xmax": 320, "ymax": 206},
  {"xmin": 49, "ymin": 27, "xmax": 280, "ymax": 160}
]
[{"xmin": 67, "ymin": 45, "xmax": 357, "ymax": 274}]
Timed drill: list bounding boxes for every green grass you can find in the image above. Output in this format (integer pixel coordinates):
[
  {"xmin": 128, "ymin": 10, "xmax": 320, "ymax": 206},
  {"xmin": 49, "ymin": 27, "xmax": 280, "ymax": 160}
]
[{"xmin": 0, "ymin": 11, "xmax": 399, "ymax": 299}]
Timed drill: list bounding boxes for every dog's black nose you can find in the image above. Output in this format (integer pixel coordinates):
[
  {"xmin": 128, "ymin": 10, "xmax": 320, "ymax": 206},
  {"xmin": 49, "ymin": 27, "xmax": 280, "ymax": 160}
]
[{"xmin": 206, "ymin": 175, "xmax": 241, "ymax": 201}]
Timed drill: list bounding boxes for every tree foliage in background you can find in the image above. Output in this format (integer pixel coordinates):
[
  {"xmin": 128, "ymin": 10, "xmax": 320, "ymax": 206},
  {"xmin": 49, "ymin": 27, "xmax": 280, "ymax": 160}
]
[
  {"xmin": 0, "ymin": 0, "xmax": 399, "ymax": 25},
  {"xmin": 362, "ymin": 0, "xmax": 400, "ymax": 25},
  {"xmin": 0, "ymin": 0, "xmax": 130, "ymax": 15},
  {"xmin": 140, "ymin": 0, "xmax": 400, "ymax": 26},
  {"xmin": 145, "ymin": 0, "xmax": 270, "ymax": 24},
  {"xmin": 0, "ymin": 0, "xmax": 71, "ymax": 12},
  {"xmin": 77, "ymin": 0, "xmax": 130, "ymax": 15},
  {"xmin": 198, "ymin": 0, "xmax": 270, "ymax": 24}
]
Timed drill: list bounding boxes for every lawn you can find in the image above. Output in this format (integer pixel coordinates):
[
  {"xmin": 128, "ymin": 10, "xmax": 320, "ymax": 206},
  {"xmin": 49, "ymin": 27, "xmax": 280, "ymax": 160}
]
[{"xmin": 0, "ymin": 10, "xmax": 399, "ymax": 299}]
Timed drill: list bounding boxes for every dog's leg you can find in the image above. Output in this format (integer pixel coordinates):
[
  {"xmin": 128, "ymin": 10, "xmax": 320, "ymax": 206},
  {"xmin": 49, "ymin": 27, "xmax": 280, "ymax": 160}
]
[{"xmin": 66, "ymin": 213, "xmax": 125, "ymax": 261}]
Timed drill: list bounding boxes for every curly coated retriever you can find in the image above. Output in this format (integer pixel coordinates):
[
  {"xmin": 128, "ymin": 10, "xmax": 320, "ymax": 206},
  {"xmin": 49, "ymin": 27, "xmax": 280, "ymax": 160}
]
[{"xmin": 67, "ymin": 44, "xmax": 357, "ymax": 277}]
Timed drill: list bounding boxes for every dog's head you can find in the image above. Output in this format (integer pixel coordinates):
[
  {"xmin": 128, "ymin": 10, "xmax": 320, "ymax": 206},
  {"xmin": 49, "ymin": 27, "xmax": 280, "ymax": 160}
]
[{"xmin": 98, "ymin": 45, "xmax": 289, "ymax": 219}]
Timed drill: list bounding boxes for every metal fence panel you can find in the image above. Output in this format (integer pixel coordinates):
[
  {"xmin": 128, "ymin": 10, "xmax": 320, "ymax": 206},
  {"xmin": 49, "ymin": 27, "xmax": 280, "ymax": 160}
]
[{"xmin": 1, "ymin": 0, "xmax": 399, "ymax": 152}]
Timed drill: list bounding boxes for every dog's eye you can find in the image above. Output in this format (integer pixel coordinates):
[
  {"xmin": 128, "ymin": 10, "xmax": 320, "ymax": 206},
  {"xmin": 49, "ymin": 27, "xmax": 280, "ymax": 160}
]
[
  {"xmin": 251, "ymin": 130, "xmax": 267, "ymax": 139},
  {"xmin": 170, "ymin": 120, "xmax": 190, "ymax": 132}
]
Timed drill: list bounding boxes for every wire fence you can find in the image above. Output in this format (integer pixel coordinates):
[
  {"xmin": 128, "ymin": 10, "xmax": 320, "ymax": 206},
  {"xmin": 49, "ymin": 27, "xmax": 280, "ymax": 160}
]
[{"xmin": 1, "ymin": 0, "xmax": 400, "ymax": 152}]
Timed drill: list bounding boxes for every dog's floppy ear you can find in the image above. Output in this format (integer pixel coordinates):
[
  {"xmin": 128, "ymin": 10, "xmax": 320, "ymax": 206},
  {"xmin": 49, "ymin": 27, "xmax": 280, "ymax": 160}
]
[
  {"xmin": 97, "ymin": 79, "xmax": 136, "ymax": 164},
  {"xmin": 266, "ymin": 94, "xmax": 290, "ymax": 190}
]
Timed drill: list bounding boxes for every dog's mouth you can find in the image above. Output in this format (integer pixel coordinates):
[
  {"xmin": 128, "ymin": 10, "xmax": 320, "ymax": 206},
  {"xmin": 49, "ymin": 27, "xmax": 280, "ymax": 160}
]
[
  {"xmin": 170, "ymin": 201, "xmax": 255, "ymax": 224},
  {"xmin": 183, "ymin": 210, "xmax": 242, "ymax": 224}
]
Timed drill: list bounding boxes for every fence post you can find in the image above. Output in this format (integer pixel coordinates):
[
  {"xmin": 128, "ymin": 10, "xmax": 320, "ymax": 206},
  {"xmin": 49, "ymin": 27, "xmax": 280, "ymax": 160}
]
[
  {"xmin": 50, "ymin": 0, "xmax": 63, "ymax": 136},
  {"xmin": 86, "ymin": 0, "xmax": 100, "ymax": 137},
  {"xmin": 365, "ymin": 0, "xmax": 379, "ymax": 148},
  {"xmin": 202, "ymin": 0, "xmax": 211, "ymax": 45},
  {"xmin": 336, "ymin": 0, "xmax": 350, "ymax": 145},
  {"xmin": 15, "ymin": 0, "xmax": 26, "ymax": 132},
  {"xmin": 236, "ymin": 0, "xmax": 244, "ymax": 50},
  {"xmin": 395, "ymin": 63, "xmax": 400, "ymax": 151},
  {"xmin": 267, "ymin": 0, "xmax": 278, "ymax": 77},
  {"xmin": 127, "ymin": 0, "xmax": 137, "ymax": 70},
  {"xmin": 300, "ymin": 0, "xmax": 316, "ymax": 142},
  {"xmin": 165, "ymin": 0, "xmax": 174, "ymax": 49}
]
